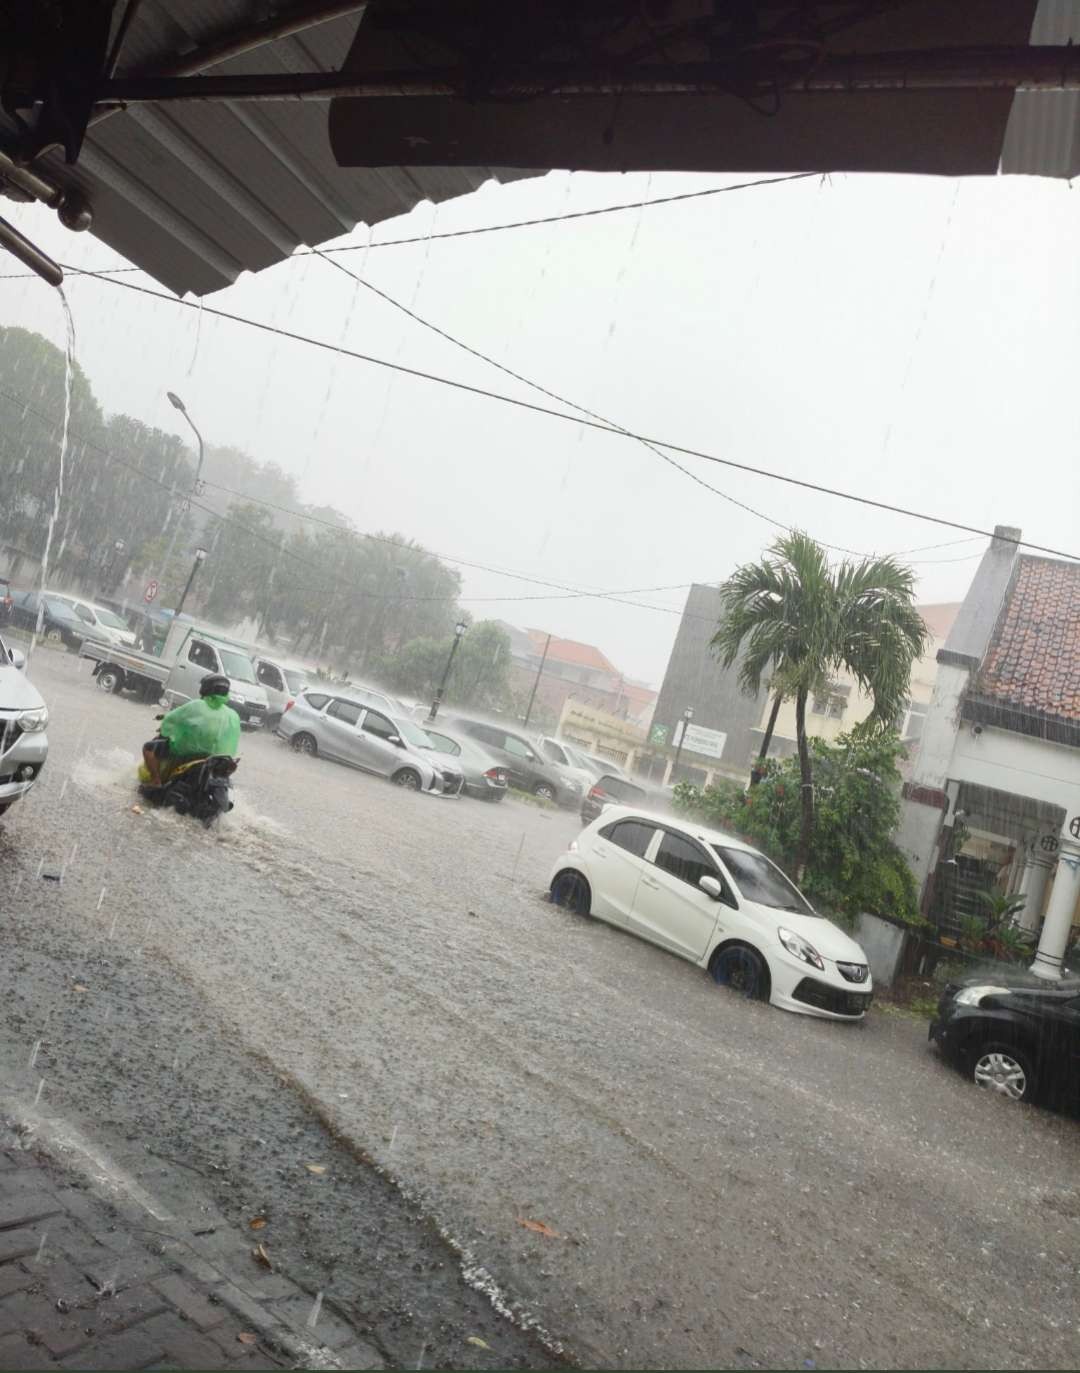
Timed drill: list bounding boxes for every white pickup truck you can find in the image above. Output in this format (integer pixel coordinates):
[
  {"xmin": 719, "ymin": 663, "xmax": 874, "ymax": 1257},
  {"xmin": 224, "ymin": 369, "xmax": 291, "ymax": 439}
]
[{"xmin": 80, "ymin": 620, "xmax": 270, "ymax": 729}]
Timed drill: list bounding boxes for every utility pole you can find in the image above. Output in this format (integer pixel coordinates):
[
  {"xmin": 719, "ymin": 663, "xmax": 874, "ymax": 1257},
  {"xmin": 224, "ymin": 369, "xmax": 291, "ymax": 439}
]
[
  {"xmin": 523, "ymin": 632, "xmax": 551, "ymax": 729},
  {"xmin": 174, "ymin": 546, "xmax": 207, "ymax": 619}
]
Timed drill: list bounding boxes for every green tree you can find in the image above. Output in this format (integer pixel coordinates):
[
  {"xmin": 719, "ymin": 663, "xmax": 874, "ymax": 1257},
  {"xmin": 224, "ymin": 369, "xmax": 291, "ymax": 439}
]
[
  {"xmin": 712, "ymin": 531, "xmax": 927, "ymax": 878},
  {"xmin": 375, "ymin": 621, "xmax": 512, "ymax": 710},
  {"xmin": 673, "ymin": 729, "xmax": 922, "ymax": 925}
]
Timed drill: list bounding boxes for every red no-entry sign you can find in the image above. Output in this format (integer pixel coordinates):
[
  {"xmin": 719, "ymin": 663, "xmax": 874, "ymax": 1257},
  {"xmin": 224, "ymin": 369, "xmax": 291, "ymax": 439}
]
[{"xmin": 144, "ymin": 580, "xmax": 159, "ymax": 603}]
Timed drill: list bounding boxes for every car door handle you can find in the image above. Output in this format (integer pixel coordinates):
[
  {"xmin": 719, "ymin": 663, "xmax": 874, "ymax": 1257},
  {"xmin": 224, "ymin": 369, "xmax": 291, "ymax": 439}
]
[{"xmin": 641, "ymin": 876, "xmax": 660, "ymax": 889}]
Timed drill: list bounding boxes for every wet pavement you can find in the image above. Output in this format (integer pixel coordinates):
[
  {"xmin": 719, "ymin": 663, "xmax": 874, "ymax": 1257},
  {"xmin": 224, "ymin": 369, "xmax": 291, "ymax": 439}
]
[{"xmin": 3, "ymin": 647, "xmax": 1080, "ymax": 1370}]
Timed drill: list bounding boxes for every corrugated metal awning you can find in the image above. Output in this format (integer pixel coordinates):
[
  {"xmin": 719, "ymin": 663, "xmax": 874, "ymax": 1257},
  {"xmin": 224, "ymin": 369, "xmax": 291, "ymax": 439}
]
[{"xmin": 0, "ymin": 2, "xmax": 534, "ymax": 297}]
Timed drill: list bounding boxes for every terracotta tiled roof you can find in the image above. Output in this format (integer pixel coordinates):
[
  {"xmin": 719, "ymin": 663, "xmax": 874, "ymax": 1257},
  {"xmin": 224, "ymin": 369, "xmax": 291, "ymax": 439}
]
[
  {"xmin": 977, "ymin": 557, "xmax": 1080, "ymax": 724},
  {"xmin": 525, "ymin": 629, "xmax": 618, "ymax": 675}
]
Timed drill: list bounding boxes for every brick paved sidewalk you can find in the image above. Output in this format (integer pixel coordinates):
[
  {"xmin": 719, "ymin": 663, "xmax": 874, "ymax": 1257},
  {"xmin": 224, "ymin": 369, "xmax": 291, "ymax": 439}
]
[{"xmin": 0, "ymin": 1134, "xmax": 384, "ymax": 1371}]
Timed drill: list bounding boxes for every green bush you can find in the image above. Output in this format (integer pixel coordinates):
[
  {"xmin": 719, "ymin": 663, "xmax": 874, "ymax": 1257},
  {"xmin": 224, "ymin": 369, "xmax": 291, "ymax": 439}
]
[{"xmin": 672, "ymin": 729, "xmax": 920, "ymax": 926}]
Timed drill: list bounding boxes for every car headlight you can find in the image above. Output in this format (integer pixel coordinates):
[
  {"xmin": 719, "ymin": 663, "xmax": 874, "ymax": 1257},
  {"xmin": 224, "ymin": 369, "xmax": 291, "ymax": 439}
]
[
  {"xmin": 232, "ymin": 694, "xmax": 247, "ymax": 706},
  {"xmin": 17, "ymin": 706, "xmax": 48, "ymax": 732},
  {"xmin": 954, "ymin": 984, "xmax": 1010, "ymax": 1007},
  {"xmin": 778, "ymin": 926, "xmax": 824, "ymax": 970}
]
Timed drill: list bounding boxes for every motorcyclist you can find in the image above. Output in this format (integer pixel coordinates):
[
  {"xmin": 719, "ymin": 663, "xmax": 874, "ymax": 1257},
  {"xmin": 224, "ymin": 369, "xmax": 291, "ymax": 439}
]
[{"xmin": 141, "ymin": 673, "xmax": 241, "ymax": 788}]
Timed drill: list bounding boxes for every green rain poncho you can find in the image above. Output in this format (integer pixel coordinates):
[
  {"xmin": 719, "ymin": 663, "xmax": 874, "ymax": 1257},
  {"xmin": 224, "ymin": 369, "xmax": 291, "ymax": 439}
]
[{"xmin": 160, "ymin": 694, "xmax": 241, "ymax": 760}]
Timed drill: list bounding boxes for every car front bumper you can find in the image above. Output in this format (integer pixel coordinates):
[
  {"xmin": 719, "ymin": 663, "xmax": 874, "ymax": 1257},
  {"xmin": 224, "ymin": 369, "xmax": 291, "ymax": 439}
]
[
  {"xmin": 0, "ymin": 720, "xmax": 48, "ymax": 806},
  {"xmin": 768, "ymin": 953, "xmax": 874, "ymax": 1020}
]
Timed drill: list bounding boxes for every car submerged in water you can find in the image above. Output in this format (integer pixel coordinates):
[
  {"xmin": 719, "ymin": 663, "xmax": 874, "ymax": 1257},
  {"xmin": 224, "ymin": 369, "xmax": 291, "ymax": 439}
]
[{"xmin": 0, "ymin": 635, "xmax": 49, "ymax": 817}]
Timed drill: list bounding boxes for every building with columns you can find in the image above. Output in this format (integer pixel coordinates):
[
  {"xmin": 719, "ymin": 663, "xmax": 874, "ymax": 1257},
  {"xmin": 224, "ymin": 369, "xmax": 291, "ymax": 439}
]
[{"xmin": 896, "ymin": 526, "xmax": 1080, "ymax": 978}]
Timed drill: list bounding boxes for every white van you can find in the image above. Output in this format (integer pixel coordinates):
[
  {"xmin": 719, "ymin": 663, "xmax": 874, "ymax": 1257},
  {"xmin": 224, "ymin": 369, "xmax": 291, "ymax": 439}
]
[{"xmin": 253, "ymin": 655, "xmax": 308, "ymax": 728}]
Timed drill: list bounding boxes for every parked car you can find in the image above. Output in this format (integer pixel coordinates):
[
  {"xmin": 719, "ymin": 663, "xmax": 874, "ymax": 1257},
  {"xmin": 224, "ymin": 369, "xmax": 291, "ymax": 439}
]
[
  {"xmin": 46, "ymin": 592, "xmax": 136, "ymax": 647},
  {"xmin": 929, "ymin": 972, "xmax": 1080, "ymax": 1105},
  {"xmin": 580, "ymin": 773, "xmax": 649, "ymax": 825},
  {"xmin": 0, "ymin": 635, "xmax": 49, "ymax": 816},
  {"xmin": 536, "ymin": 735, "xmax": 599, "ymax": 795},
  {"xmin": 10, "ymin": 592, "xmax": 87, "ymax": 651},
  {"xmin": 0, "ymin": 577, "xmax": 14, "ymax": 624},
  {"xmin": 300, "ymin": 680, "xmax": 403, "ymax": 717},
  {"xmin": 450, "ymin": 717, "xmax": 581, "ymax": 805},
  {"xmin": 583, "ymin": 751, "xmax": 630, "ymax": 782},
  {"xmin": 423, "ymin": 724, "xmax": 509, "ymax": 801},
  {"xmin": 276, "ymin": 692, "xmax": 463, "ymax": 796},
  {"xmin": 254, "ymin": 655, "xmax": 309, "ymax": 728},
  {"xmin": 549, "ymin": 805, "xmax": 873, "ymax": 1020}
]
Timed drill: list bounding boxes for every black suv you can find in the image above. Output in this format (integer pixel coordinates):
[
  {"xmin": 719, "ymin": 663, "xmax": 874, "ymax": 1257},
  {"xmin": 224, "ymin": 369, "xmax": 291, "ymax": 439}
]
[
  {"xmin": 580, "ymin": 773, "xmax": 647, "ymax": 825},
  {"xmin": 448, "ymin": 717, "xmax": 571, "ymax": 804},
  {"xmin": 930, "ymin": 972, "xmax": 1080, "ymax": 1106},
  {"xmin": 10, "ymin": 591, "xmax": 86, "ymax": 650}
]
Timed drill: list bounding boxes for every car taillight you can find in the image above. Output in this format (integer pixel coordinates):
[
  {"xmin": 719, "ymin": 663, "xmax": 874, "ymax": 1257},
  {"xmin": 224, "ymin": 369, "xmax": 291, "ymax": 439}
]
[
  {"xmin": 485, "ymin": 767, "xmax": 507, "ymax": 782},
  {"xmin": 587, "ymin": 785, "xmax": 602, "ymax": 799},
  {"xmin": 284, "ymin": 699, "xmax": 295, "ymax": 712}
]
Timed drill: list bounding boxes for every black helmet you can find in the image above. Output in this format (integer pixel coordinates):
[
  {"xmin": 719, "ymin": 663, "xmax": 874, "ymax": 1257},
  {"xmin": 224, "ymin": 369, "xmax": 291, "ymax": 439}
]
[{"xmin": 200, "ymin": 673, "xmax": 230, "ymax": 699}]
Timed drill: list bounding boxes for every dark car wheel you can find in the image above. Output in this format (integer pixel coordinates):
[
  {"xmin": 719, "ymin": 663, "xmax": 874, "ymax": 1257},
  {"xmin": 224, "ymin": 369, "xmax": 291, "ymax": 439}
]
[
  {"xmin": 533, "ymin": 782, "xmax": 556, "ymax": 803},
  {"xmin": 44, "ymin": 627, "xmax": 64, "ymax": 645},
  {"xmin": 290, "ymin": 732, "xmax": 318, "ymax": 756},
  {"xmin": 96, "ymin": 666, "xmax": 124, "ymax": 694},
  {"xmin": 550, "ymin": 870, "xmax": 591, "ymax": 915},
  {"xmin": 709, "ymin": 944, "xmax": 770, "ymax": 1001},
  {"xmin": 970, "ymin": 1043, "xmax": 1036, "ymax": 1102},
  {"xmin": 392, "ymin": 768, "xmax": 421, "ymax": 790}
]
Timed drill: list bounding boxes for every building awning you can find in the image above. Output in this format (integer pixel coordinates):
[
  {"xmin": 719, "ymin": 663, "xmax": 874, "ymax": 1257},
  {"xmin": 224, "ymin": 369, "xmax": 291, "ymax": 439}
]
[{"xmin": 1, "ymin": 1, "xmax": 1078, "ymax": 296}]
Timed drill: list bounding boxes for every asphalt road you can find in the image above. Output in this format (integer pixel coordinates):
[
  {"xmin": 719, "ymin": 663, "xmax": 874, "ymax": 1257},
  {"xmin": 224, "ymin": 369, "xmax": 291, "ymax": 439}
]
[{"xmin": 3, "ymin": 647, "xmax": 1080, "ymax": 1371}]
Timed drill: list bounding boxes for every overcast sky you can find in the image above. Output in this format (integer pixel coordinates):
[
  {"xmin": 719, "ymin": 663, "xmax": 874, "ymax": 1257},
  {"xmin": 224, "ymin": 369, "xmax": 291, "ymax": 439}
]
[{"xmin": 2, "ymin": 167, "xmax": 1078, "ymax": 685}]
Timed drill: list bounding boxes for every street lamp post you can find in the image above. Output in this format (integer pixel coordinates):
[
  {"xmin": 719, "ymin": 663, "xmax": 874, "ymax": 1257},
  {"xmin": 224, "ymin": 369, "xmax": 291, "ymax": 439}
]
[
  {"xmin": 428, "ymin": 620, "xmax": 467, "ymax": 722},
  {"xmin": 173, "ymin": 547, "xmax": 207, "ymax": 620},
  {"xmin": 671, "ymin": 706, "xmax": 694, "ymax": 785},
  {"xmin": 160, "ymin": 390, "xmax": 206, "ymax": 604}
]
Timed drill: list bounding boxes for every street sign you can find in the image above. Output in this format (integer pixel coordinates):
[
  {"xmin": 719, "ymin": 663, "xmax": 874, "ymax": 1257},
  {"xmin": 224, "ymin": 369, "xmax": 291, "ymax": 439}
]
[
  {"xmin": 678, "ymin": 721, "xmax": 727, "ymax": 761},
  {"xmin": 649, "ymin": 723, "xmax": 670, "ymax": 746},
  {"xmin": 143, "ymin": 580, "xmax": 159, "ymax": 603}
]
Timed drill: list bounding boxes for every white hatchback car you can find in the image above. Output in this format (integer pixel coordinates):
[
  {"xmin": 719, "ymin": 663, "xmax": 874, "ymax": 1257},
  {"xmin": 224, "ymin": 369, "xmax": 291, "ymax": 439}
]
[{"xmin": 549, "ymin": 806, "xmax": 873, "ymax": 1020}]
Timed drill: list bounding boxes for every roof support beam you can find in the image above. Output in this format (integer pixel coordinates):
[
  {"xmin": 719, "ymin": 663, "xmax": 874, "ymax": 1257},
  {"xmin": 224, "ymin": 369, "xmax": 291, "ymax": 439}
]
[{"xmin": 99, "ymin": 45, "xmax": 1080, "ymax": 102}]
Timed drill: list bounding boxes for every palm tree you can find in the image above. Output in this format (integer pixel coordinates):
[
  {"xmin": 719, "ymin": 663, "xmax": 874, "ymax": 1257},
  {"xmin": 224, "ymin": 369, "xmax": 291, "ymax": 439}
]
[{"xmin": 712, "ymin": 531, "xmax": 927, "ymax": 879}]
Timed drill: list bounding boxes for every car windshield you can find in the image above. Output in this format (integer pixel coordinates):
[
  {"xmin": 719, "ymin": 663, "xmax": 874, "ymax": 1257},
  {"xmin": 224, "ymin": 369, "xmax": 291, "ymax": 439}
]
[
  {"xmin": 284, "ymin": 670, "xmax": 306, "ymax": 693},
  {"xmin": 393, "ymin": 716, "xmax": 435, "ymax": 749},
  {"xmin": 93, "ymin": 607, "xmax": 129, "ymax": 630},
  {"xmin": 218, "ymin": 648, "xmax": 257, "ymax": 685},
  {"xmin": 712, "ymin": 846, "xmax": 816, "ymax": 915},
  {"xmin": 424, "ymin": 731, "xmax": 461, "ymax": 756}
]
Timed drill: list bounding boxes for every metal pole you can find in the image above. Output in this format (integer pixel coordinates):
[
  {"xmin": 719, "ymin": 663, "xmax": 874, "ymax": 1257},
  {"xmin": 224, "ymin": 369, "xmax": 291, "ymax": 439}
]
[
  {"xmin": 173, "ymin": 551, "xmax": 204, "ymax": 619},
  {"xmin": 671, "ymin": 708, "xmax": 693, "ymax": 785},
  {"xmin": 99, "ymin": 47, "xmax": 1080, "ymax": 102},
  {"xmin": 428, "ymin": 627, "xmax": 465, "ymax": 723},
  {"xmin": 523, "ymin": 633, "xmax": 551, "ymax": 729}
]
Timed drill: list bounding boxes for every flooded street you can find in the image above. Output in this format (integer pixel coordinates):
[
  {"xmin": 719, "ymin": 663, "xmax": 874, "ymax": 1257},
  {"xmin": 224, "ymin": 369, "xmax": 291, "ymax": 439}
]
[{"xmin": 4, "ymin": 648, "xmax": 1080, "ymax": 1371}]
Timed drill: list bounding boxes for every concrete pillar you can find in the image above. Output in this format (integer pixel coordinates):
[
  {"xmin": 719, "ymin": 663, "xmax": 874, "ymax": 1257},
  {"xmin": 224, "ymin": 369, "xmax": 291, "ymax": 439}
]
[
  {"xmin": 1030, "ymin": 831, "xmax": 1080, "ymax": 980},
  {"xmin": 1018, "ymin": 838, "xmax": 1057, "ymax": 933}
]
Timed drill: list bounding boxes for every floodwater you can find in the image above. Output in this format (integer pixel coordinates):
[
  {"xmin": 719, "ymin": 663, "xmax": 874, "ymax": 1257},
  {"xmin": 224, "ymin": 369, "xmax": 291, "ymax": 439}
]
[{"xmin": 4, "ymin": 649, "xmax": 1080, "ymax": 1370}]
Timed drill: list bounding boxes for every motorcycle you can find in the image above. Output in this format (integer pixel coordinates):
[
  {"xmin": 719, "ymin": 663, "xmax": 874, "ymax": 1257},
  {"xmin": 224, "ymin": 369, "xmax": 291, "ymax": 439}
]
[{"xmin": 138, "ymin": 724, "xmax": 238, "ymax": 827}]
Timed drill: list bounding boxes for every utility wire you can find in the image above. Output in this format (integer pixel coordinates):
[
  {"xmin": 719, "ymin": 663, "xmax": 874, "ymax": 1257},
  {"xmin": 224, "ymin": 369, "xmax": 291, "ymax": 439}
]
[
  {"xmin": 0, "ymin": 383, "xmax": 701, "ymax": 617},
  {"xmin": 73, "ymin": 269, "xmax": 1080, "ymax": 564},
  {"xmin": 0, "ymin": 172, "xmax": 820, "ymax": 280}
]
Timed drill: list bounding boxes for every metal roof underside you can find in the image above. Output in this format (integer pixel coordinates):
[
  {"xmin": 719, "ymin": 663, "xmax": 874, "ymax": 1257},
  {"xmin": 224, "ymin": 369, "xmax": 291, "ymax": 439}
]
[
  {"xmin": 0, "ymin": 0, "xmax": 1075, "ymax": 297},
  {"xmin": 0, "ymin": 2, "xmax": 536, "ymax": 298}
]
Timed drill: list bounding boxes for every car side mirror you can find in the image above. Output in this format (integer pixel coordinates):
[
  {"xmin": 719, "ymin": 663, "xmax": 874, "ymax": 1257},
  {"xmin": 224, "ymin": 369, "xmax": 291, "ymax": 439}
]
[
  {"xmin": 699, "ymin": 875, "xmax": 723, "ymax": 901},
  {"xmin": 8, "ymin": 647, "xmax": 25, "ymax": 670},
  {"xmin": 389, "ymin": 735, "xmax": 402, "ymax": 746}
]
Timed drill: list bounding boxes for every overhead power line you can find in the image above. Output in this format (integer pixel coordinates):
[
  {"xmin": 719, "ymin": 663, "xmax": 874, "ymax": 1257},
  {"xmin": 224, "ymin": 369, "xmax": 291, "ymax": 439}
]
[
  {"xmin": 0, "ymin": 382, "xmax": 700, "ymax": 617},
  {"xmin": 75, "ymin": 269, "xmax": 1080, "ymax": 564},
  {"xmin": 0, "ymin": 171, "xmax": 821, "ymax": 281}
]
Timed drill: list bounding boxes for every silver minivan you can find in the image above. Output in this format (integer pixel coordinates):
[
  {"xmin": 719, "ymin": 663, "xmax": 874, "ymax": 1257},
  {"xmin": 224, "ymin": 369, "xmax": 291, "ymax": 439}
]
[
  {"xmin": 276, "ymin": 690, "xmax": 463, "ymax": 795},
  {"xmin": 0, "ymin": 635, "xmax": 49, "ymax": 817},
  {"xmin": 254, "ymin": 655, "xmax": 308, "ymax": 728}
]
